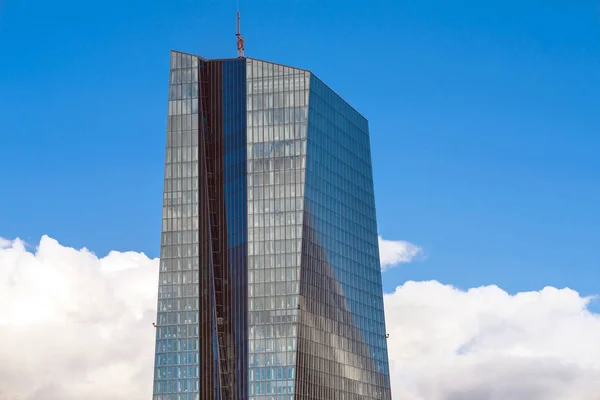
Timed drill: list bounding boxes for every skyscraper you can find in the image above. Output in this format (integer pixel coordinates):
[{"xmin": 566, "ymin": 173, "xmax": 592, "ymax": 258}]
[{"xmin": 152, "ymin": 50, "xmax": 391, "ymax": 400}]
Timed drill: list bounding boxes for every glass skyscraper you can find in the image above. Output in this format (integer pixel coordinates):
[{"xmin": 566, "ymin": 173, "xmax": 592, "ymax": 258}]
[{"xmin": 152, "ymin": 51, "xmax": 391, "ymax": 400}]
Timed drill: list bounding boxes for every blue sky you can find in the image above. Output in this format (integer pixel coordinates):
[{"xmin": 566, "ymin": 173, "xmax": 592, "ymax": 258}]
[{"xmin": 1, "ymin": 0, "xmax": 599, "ymax": 298}]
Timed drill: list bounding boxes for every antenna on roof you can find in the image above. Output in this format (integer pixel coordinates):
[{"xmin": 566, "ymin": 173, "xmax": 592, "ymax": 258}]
[{"xmin": 236, "ymin": 1, "xmax": 245, "ymax": 58}]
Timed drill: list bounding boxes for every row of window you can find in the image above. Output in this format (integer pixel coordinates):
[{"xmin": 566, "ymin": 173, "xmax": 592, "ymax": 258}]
[
  {"xmin": 161, "ymin": 207, "xmax": 197, "ymax": 221},
  {"xmin": 163, "ymin": 177, "xmax": 198, "ymax": 192},
  {"xmin": 158, "ymin": 271, "xmax": 199, "ymax": 285},
  {"xmin": 249, "ymin": 321, "xmax": 298, "ymax": 337},
  {"xmin": 155, "ymin": 338, "xmax": 198, "ymax": 353},
  {"xmin": 165, "ymin": 146, "xmax": 197, "ymax": 163},
  {"xmin": 167, "ymin": 114, "xmax": 197, "ymax": 133},
  {"xmin": 248, "ymin": 225, "xmax": 303, "ymax": 241},
  {"xmin": 158, "ymin": 242, "xmax": 198, "ymax": 257},
  {"xmin": 299, "ymin": 318, "xmax": 387, "ymax": 358},
  {"xmin": 157, "ymin": 284, "xmax": 199, "ymax": 299},
  {"xmin": 154, "ymin": 324, "xmax": 197, "ymax": 337},
  {"xmin": 247, "ymin": 123, "xmax": 308, "ymax": 143},
  {"xmin": 303, "ymin": 209, "xmax": 379, "ymax": 257},
  {"xmin": 308, "ymin": 75, "xmax": 368, "ymax": 131},
  {"xmin": 161, "ymin": 217, "xmax": 199, "ymax": 232},
  {"xmin": 247, "ymin": 255, "xmax": 301, "ymax": 270},
  {"xmin": 155, "ymin": 311, "xmax": 198, "ymax": 326},
  {"xmin": 248, "ymin": 170, "xmax": 305, "ymax": 187},
  {"xmin": 248, "ymin": 267, "xmax": 301, "ymax": 283},
  {"xmin": 305, "ymin": 161, "xmax": 374, "ymax": 207},
  {"xmin": 249, "ymin": 366, "xmax": 295, "ymax": 381},
  {"xmin": 164, "ymin": 164, "xmax": 196, "ymax": 179},
  {"xmin": 247, "ymin": 309, "xmax": 298, "ymax": 325},
  {"xmin": 169, "ymin": 67, "xmax": 198, "ymax": 85},
  {"xmin": 246, "ymin": 75, "xmax": 308, "ymax": 94},
  {"xmin": 248, "ymin": 210, "xmax": 304, "ymax": 228},
  {"xmin": 168, "ymin": 83, "xmax": 198, "ymax": 101},
  {"xmin": 158, "ymin": 256, "xmax": 198, "ymax": 270},
  {"xmin": 247, "ymin": 91, "xmax": 309, "ymax": 110},
  {"xmin": 155, "ymin": 366, "xmax": 199, "ymax": 380},
  {"xmin": 249, "ymin": 337, "xmax": 297, "ymax": 353},
  {"xmin": 248, "ymin": 239, "xmax": 302, "ymax": 256},
  {"xmin": 295, "ymin": 371, "xmax": 388, "ymax": 399},
  {"xmin": 249, "ymin": 382, "xmax": 295, "ymax": 396},
  {"xmin": 153, "ymin": 379, "xmax": 199, "ymax": 395},
  {"xmin": 248, "ymin": 185, "xmax": 304, "ymax": 203},
  {"xmin": 246, "ymin": 59, "xmax": 307, "ymax": 78},
  {"xmin": 170, "ymin": 51, "xmax": 198, "ymax": 69},
  {"xmin": 247, "ymin": 107, "xmax": 309, "ymax": 126},
  {"xmin": 248, "ymin": 295, "xmax": 299, "ymax": 312},
  {"xmin": 308, "ymin": 151, "xmax": 373, "ymax": 190},
  {"xmin": 167, "ymin": 99, "xmax": 198, "ymax": 116},
  {"xmin": 155, "ymin": 351, "xmax": 199, "ymax": 367},
  {"xmin": 249, "ymin": 139, "xmax": 306, "ymax": 158},
  {"xmin": 248, "ymin": 155, "xmax": 304, "ymax": 172},
  {"xmin": 165, "ymin": 131, "xmax": 198, "ymax": 149},
  {"xmin": 161, "ymin": 190, "xmax": 197, "ymax": 206},
  {"xmin": 308, "ymin": 125, "xmax": 372, "ymax": 167}
]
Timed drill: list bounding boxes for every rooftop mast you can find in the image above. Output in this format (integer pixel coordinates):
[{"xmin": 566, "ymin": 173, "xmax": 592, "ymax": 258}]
[{"xmin": 236, "ymin": 7, "xmax": 245, "ymax": 58}]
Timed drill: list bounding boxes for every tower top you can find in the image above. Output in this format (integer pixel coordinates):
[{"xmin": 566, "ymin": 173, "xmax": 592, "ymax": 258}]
[{"xmin": 236, "ymin": 9, "xmax": 245, "ymax": 58}]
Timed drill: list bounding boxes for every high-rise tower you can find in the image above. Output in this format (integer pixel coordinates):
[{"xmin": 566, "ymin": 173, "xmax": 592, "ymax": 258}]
[{"xmin": 152, "ymin": 50, "xmax": 392, "ymax": 400}]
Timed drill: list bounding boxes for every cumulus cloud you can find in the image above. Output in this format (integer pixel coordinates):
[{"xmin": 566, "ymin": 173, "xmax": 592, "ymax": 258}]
[
  {"xmin": 378, "ymin": 236, "xmax": 422, "ymax": 270},
  {"xmin": 0, "ymin": 236, "xmax": 158, "ymax": 400},
  {"xmin": 0, "ymin": 237, "xmax": 11, "ymax": 249},
  {"xmin": 385, "ymin": 281, "xmax": 600, "ymax": 400},
  {"xmin": 1, "ymin": 236, "xmax": 600, "ymax": 400}
]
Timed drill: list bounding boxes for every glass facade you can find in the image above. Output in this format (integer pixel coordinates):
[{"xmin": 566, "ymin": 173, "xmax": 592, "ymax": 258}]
[
  {"xmin": 222, "ymin": 59, "xmax": 249, "ymax": 400},
  {"xmin": 246, "ymin": 59, "xmax": 309, "ymax": 400},
  {"xmin": 295, "ymin": 75, "xmax": 390, "ymax": 399},
  {"xmin": 152, "ymin": 51, "xmax": 390, "ymax": 400},
  {"xmin": 154, "ymin": 51, "xmax": 202, "ymax": 400}
]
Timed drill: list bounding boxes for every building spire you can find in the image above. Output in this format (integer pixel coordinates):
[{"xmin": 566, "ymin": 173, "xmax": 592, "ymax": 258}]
[{"xmin": 236, "ymin": 3, "xmax": 245, "ymax": 58}]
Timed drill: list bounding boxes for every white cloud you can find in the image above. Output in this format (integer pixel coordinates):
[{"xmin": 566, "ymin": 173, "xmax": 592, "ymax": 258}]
[
  {"xmin": 0, "ymin": 235, "xmax": 158, "ymax": 400},
  {"xmin": 0, "ymin": 237, "xmax": 12, "ymax": 249},
  {"xmin": 385, "ymin": 281, "xmax": 600, "ymax": 400},
  {"xmin": 1, "ymin": 236, "xmax": 599, "ymax": 400},
  {"xmin": 378, "ymin": 235, "xmax": 422, "ymax": 270}
]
